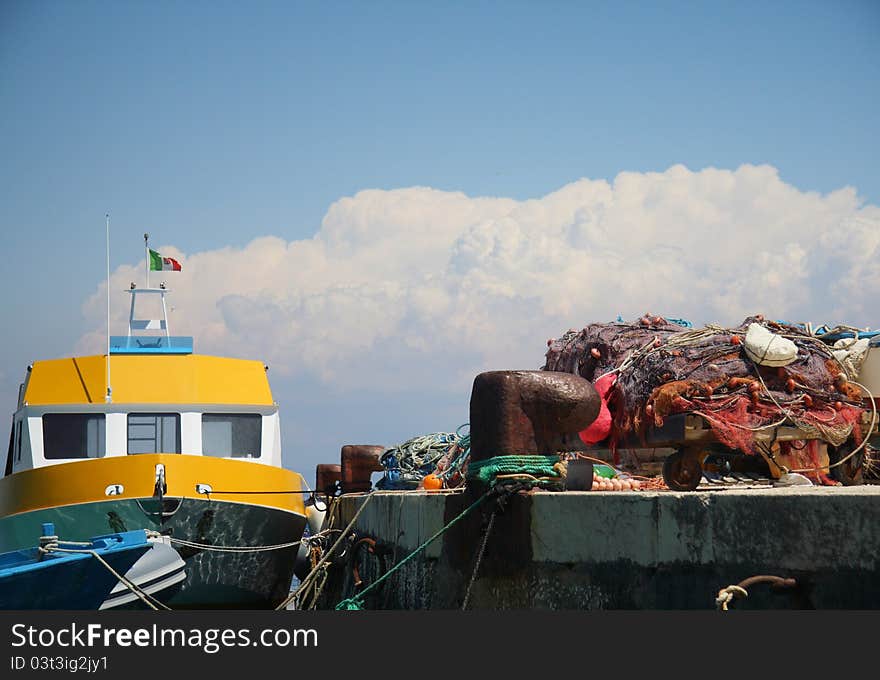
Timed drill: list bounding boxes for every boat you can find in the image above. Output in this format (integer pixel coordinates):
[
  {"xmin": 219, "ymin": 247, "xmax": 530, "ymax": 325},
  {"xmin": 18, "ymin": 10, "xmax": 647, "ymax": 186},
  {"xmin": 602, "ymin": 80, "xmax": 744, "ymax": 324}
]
[
  {"xmin": 0, "ymin": 522, "xmax": 185, "ymax": 610},
  {"xmin": 0, "ymin": 263, "xmax": 308, "ymax": 608}
]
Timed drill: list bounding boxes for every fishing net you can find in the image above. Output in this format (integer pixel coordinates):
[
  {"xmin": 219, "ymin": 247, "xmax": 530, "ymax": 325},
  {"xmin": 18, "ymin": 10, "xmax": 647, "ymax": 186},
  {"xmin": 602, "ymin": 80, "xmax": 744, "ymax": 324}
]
[
  {"xmin": 543, "ymin": 314, "xmax": 867, "ymax": 458},
  {"xmin": 375, "ymin": 432, "xmax": 463, "ymax": 490},
  {"xmin": 774, "ymin": 439, "xmax": 834, "ymax": 486}
]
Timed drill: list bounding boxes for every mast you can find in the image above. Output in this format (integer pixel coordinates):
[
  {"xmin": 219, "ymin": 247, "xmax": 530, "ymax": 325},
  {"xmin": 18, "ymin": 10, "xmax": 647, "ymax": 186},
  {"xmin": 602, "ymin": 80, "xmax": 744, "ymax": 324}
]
[
  {"xmin": 111, "ymin": 236, "xmax": 189, "ymax": 355},
  {"xmin": 105, "ymin": 214, "xmax": 112, "ymax": 403}
]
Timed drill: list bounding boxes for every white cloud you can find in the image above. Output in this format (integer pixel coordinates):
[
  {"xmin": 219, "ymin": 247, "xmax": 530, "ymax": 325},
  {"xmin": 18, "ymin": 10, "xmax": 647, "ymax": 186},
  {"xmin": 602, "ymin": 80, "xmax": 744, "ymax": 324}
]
[{"xmin": 78, "ymin": 165, "xmax": 880, "ymax": 397}]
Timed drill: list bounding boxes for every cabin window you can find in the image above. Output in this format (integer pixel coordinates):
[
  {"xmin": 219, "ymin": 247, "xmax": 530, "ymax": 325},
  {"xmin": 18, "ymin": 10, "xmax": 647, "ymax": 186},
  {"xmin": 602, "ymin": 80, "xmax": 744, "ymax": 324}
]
[
  {"xmin": 127, "ymin": 413, "xmax": 180, "ymax": 454},
  {"xmin": 14, "ymin": 421, "xmax": 22, "ymax": 462},
  {"xmin": 202, "ymin": 414, "xmax": 262, "ymax": 458},
  {"xmin": 43, "ymin": 414, "xmax": 106, "ymax": 459}
]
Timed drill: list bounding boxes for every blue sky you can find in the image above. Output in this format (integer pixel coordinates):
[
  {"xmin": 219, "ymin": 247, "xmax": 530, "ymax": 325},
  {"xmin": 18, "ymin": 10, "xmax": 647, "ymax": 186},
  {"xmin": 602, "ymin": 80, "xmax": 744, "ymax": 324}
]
[{"xmin": 1, "ymin": 1, "xmax": 878, "ymax": 481}]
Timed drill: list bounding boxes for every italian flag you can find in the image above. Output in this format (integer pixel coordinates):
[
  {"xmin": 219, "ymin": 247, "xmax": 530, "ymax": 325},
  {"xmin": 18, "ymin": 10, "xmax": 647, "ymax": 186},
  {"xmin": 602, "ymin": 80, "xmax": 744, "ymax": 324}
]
[{"xmin": 149, "ymin": 249, "xmax": 182, "ymax": 271}]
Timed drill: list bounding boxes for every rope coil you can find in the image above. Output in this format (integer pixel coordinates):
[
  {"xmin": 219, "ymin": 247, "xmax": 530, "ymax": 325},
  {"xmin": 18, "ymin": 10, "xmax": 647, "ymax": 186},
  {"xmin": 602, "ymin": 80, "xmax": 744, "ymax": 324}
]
[
  {"xmin": 466, "ymin": 455, "xmax": 563, "ymax": 486},
  {"xmin": 716, "ymin": 585, "xmax": 749, "ymax": 611}
]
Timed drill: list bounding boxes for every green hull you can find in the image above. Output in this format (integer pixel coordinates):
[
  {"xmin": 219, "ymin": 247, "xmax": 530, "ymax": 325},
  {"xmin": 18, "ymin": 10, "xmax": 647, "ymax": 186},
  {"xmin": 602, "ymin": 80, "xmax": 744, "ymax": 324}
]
[{"xmin": 0, "ymin": 497, "xmax": 306, "ymax": 609}]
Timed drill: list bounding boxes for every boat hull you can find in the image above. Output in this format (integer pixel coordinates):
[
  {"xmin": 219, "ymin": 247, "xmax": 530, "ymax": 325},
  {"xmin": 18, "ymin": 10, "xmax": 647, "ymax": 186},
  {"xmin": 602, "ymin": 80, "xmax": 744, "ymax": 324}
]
[
  {"xmin": 0, "ymin": 498, "xmax": 305, "ymax": 609},
  {"xmin": 0, "ymin": 539, "xmax": 150, "ymax": 610},
  {"xmin": 0, "ymin": 531, "xmax": 186, "ymax": 610},
  {"xmin": 0, "ymin": 455, "xmax": 307, "ymax": 609}
]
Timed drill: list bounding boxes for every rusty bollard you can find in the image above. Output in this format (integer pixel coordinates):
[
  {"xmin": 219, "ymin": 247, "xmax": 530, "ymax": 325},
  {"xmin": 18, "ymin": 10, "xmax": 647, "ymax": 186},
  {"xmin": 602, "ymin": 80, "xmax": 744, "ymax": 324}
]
[
  {"xmin": 315, "ymin": 463, "xmax": 342, "ymax": 497},
  {"xmin": 468, "ymin": 370, "xmax": 600, "ymax": 468},
  {"xmin": 439, "ymin": 370, "xmax": 601, "ymax": 574},
  {"xmin": 340, "ymin": 445, "xmax": 385, "ymax": 493}
]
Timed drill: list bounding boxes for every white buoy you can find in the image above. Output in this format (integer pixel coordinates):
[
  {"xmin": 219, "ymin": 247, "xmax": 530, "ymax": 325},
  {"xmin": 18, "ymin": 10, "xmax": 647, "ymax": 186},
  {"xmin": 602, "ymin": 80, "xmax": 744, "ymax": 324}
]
[
  {"xmin": 744, "ymin": 323, "xmax": 798, "ymax": 367},
  {"xmin": 306, "ymin": 504, "xmax": 327, "ymax": 534}
]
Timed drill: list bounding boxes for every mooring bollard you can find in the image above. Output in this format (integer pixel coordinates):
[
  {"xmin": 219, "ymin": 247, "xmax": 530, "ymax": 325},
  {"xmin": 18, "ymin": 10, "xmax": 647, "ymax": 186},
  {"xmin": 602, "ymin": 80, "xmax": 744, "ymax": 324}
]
[
  {"xmin": 340, "ymin": 445, "xmax": 385, "ymax": 493},
  {"xmin": 468, "ymin": 370, "xmax": 600, "ymax": 467},
  {"xmin": 315, "ymin": 463, "xmax": 342, "ymax": 497}
]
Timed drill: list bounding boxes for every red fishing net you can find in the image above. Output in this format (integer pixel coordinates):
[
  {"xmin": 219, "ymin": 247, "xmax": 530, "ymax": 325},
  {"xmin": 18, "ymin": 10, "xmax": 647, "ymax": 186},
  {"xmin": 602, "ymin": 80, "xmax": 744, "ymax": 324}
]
[{"xmin": 542, "ymin": 314, "xmax": 867, "ymax": 459}]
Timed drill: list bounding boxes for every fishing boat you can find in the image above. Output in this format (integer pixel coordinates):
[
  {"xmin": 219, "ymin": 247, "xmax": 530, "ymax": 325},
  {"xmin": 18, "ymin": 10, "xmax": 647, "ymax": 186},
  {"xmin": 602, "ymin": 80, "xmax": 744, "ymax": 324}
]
[
  {"xmin": 0, "ymin": 246, "xmax": 308, "ymax": 608},
  {"xmin": 0, "ymin": 523, "xmax": 185, "ymax": 610}
]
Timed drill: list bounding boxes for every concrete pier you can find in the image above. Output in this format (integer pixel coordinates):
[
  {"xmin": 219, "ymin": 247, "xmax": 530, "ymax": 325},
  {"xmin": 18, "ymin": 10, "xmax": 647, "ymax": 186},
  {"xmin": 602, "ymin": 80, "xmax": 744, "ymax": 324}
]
[{"xmin": 317, "ymin": 485, "xmax": 880, "ymax": 609}]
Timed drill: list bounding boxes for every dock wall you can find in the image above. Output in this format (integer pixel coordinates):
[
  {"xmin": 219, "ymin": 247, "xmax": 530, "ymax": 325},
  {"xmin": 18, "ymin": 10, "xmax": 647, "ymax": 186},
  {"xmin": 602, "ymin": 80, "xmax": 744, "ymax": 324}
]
[{"xmin": 317, "ymin": 486, "xmax": 880, "ymax": 609}]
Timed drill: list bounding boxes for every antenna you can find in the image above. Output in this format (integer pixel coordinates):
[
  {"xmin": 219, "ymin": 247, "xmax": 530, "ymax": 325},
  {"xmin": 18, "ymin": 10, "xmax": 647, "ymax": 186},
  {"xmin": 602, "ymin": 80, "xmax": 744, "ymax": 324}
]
[
  {"xmin": 144, "ymin": 232, "xmax": 150, "ymax": 288},
  {"xmin": 105, "ymin": 214, "xmax": 112, "ymax": 403}
]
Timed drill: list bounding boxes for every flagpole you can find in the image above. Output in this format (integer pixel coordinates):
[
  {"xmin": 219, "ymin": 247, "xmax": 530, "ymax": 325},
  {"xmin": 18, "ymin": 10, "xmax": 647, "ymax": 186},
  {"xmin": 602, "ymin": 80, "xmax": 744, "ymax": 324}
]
[
  {"xmin": 105, "ymin": 214, "xmax": 112, "ymax": 404},
  {"xmin": 144, "ymin": 232, "xmax": 149, "ymax": 288}
]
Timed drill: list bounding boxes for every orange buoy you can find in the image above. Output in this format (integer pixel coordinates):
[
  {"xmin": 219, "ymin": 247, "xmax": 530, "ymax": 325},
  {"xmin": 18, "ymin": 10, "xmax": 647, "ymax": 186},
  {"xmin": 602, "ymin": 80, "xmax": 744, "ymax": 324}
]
[{"xmin": 422, "ymin": 474, "xmax": 443, "ymax": 490}]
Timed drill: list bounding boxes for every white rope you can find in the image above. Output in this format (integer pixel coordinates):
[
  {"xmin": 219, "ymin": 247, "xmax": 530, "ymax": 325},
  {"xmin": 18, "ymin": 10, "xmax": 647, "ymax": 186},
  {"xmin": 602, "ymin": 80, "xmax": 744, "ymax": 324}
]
[
  {"xmin": 787, "ymin": 379, "xmax": 878, "ymax": 474},
  {"xmin": 167, "ymin": 537, "xmax": 304, "ymax": 553},
  {"xmin": 716, "ymin": 584, "xmax": 749, "ymax": 611},
  {"xmin": 46, "ymin": 539, "xmax": 93, "ymax": 547},
  {"xmin": 153, "ymin": 526, "xmax": 342, "ymax": 554},
  {"xmin": 695, "ymin": 406, "xmax": 789, "ymax": 433},
  {"xmin": 275, "ymin": 492, "xmax": 375, "ymax": 611},
  {"xmin": 42, "ymin": 544, "xmax": 171, "ymax": 611}
]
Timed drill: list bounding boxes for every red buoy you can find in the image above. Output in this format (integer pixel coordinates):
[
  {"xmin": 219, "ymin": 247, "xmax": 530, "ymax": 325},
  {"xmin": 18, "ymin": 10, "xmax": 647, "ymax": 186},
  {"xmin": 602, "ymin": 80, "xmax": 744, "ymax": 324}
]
[{"xmin": 578, "ymin": 373, "xmax": 617, "ymax": 445}]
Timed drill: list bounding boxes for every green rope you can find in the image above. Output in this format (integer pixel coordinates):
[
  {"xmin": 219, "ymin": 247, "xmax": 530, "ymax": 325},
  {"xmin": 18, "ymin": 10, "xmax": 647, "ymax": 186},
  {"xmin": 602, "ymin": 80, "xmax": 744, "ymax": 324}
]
[
  {"xmin": 335, "ymin": 491, "xmax": 489, "ymax": 610},
  {"xmin": 465, "ymin": 455, "xmax": 562, "ymax": 486}
]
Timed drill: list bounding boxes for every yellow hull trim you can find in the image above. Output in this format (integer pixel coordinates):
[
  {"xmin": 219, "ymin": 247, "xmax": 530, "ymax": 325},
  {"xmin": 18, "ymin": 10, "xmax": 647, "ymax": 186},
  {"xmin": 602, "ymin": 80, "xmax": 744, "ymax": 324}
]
[{"xmin": 0, "ymin": 455, "xmax": 306, "ymax": 519}]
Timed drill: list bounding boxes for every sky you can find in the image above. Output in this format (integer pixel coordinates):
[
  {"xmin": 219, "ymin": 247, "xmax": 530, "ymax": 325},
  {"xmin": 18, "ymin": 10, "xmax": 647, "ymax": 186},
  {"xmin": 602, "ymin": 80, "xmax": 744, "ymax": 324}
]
[{"xmin": 1, "ymin": 1, "xmax": 878, "ymax": 483}]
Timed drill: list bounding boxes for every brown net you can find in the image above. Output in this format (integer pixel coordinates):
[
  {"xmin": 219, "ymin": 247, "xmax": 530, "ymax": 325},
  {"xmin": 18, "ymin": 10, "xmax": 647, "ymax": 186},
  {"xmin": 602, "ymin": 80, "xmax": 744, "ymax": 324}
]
[{"xmin": 542, "ymin": 314, "xmax": 866, "ymax": 457}]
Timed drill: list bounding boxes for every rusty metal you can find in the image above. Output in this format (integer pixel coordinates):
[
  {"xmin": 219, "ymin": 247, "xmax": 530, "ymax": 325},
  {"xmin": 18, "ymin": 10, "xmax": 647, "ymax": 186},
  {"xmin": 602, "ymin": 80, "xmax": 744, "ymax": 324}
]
[
  {"xmin": 662, "ymin": 447, "xmax": 705, "ymax": 491},
  {"xmin": 737, "ymin": 574, "xmax": 797, "ymax": 590},
  {"xmin": 829, "ymin": 441, "xmax": 867, "ymax": 486},
  {"xmin": 350, "ymin": 537, "xmax": 377, "ymax": 588},
  {"xmin": 315, "ymin": 463, "xmax": 342, "ymax": 496},
  {"xmin": 469, "ymin": 370, "xmax": 600, "ymax": 464},
  {"xmin": 340, "ymin": 445, "xmax": 384, "ymax": 493},
  {"xmin": 717, "ymin": 574, "xmax": 797, "ymax": 610}
]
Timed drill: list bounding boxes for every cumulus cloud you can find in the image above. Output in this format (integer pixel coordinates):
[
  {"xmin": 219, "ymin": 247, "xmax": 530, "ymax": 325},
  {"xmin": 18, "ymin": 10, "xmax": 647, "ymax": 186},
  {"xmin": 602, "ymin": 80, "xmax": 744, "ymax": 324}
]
[{"xmin": 78, "ymin": 164, "xmax": 879, "ymax": 396}]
